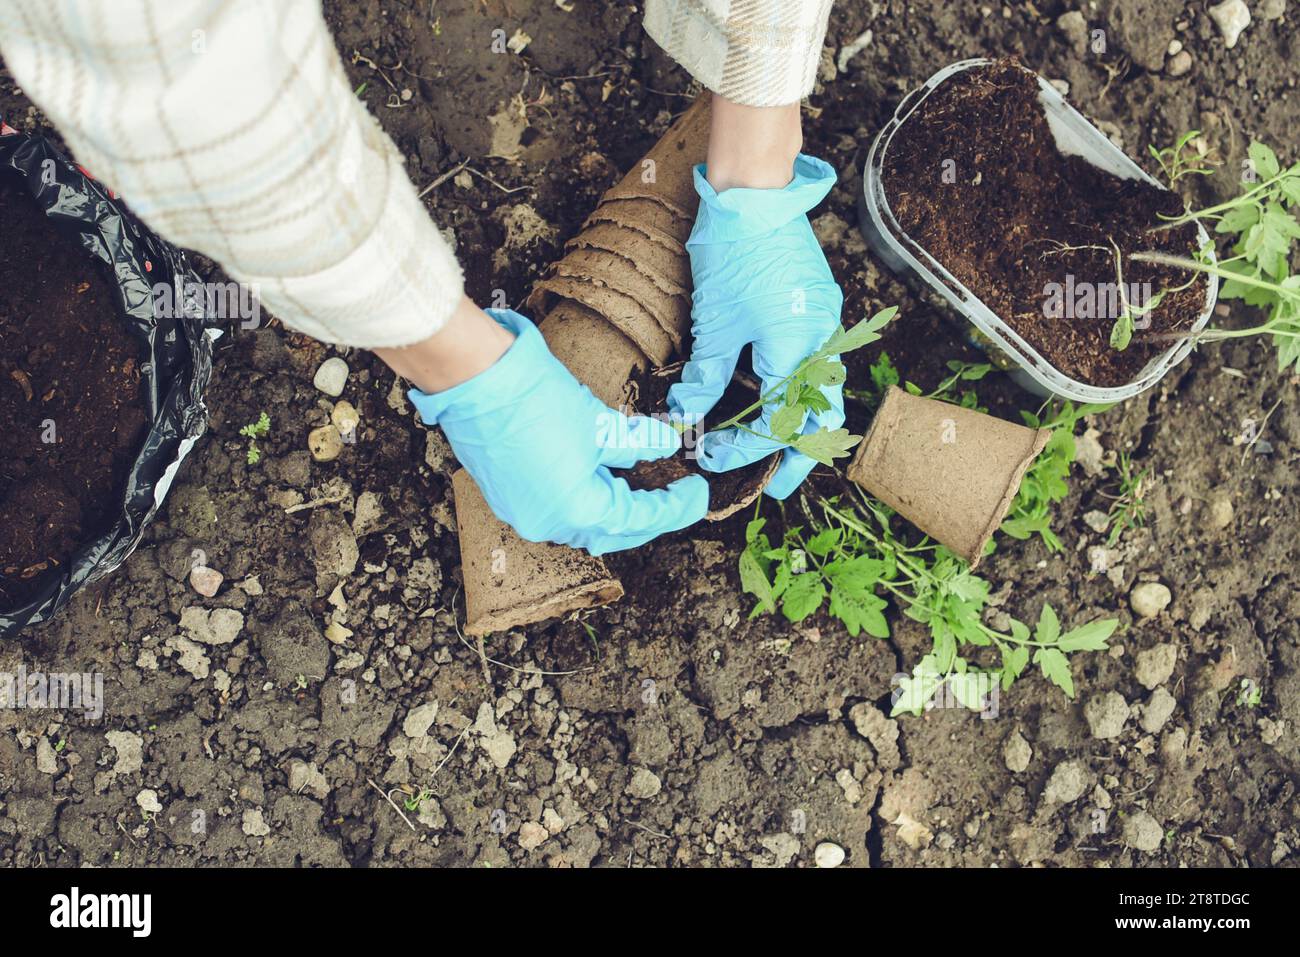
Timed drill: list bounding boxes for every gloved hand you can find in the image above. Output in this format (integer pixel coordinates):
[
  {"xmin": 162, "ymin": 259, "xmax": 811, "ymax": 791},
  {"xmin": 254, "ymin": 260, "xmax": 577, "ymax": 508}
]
[
  {"xmin": 408, "ymin": 309, "xmax": 708, "ymax": 556},
  {"xmin": 668, "ymin": 154, "xmax": 844, "ymax": 500}
]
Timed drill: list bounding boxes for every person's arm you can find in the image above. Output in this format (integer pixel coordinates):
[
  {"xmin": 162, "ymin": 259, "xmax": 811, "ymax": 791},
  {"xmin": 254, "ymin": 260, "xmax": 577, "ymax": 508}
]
[
  {"xmin": 0, "ymin": 0, "xmax": 708, "ymax": 554},
  {"xmin": 647, "ymin": 1, "xmax": 845, "ymax": 500},
  {"xmin": 0, "ymin": 0, "xmax": 462, "ymax": 350}
]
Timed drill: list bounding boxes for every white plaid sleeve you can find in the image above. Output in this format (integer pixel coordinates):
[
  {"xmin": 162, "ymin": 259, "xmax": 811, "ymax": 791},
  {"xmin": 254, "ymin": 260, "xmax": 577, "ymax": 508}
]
[
  {"xmin": 0, "ymin": 0, "xmax": 464, "ymax": 348},
  {"xmin": 644, "ymin": 0, "xmax": 835, "ymax": 107}
]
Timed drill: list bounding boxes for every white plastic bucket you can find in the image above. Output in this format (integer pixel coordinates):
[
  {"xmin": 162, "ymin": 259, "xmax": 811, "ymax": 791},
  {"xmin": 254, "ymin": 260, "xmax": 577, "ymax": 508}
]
[{"xmin": 858, "ymin": 58, "xmax": 1217, "ymax": 403}]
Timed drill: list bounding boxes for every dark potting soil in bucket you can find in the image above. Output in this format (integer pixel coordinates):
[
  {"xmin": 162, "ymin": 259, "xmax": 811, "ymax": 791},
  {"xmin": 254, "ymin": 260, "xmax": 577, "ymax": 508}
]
[
  {"xmin": 884, "ymin": 59, "xmax": 1206, "ymax": 387},
  {"xmin": 0, "ymin": 177, "xmax": 148, "ymax": 606}
]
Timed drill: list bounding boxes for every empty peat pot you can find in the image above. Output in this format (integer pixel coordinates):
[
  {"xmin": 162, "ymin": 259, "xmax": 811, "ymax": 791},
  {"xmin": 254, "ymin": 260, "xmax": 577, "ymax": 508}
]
[{"xmin": 846, "ymin": 386, "xmax": 1049, "ymax": 567}]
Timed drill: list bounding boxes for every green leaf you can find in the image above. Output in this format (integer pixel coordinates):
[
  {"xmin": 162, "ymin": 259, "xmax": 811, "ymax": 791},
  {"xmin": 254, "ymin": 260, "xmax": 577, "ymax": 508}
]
[
  {"xmin": 739, "ymin": 549, "xmax": 776, "ymax": 616},
  {"xmin": 948, "ymin": 671, "xmax": 991, "ymax": 712},
  {"xmin": 1057, "ymin": 618, "xmax": 1118, "ymax": 652},
  {"xmin": 769, "ymin": 403, "xmax": 806, "ymax": 442},
  {"xmin": 805, "ymin": 527, "xmax": 842, "ymax": 557},
  {"xmin": 1249, "ymin": 141, "xmax": 1281, "ymax": 181},
  {"xmin": 791, "ymin": 427, "xmax": 861, "ymax": 466},
  {"xmin": 1110, "ymin": 312, "xmax": 1134, "ymax": 351},
  {"xmin": 1000, "ymin": 644, "xmax": 1030, "ymax": 691},
  {"xmin": 781, "ymin": 573, "xmax": 826, "ymax": 622},
  {"xmin": 891, "ymin": 658, "xmax": 945, "ymax": 717},
  {"xmin": 814, "ymin": 306, "xmax": 898, "ymax": 359},
  {"xmin": 829, "ymin": 586, "xmax": 889, "ymax": 638},
  {"xmin": 804, "ymin": 358, "xmax": 847, "ymax": 388},
  {"xmin": 1033, "ymin": 647, "xmax": 1075, "ymax": 698},
  {"xmin": 829, "ymin": 554, "xmax": 884, "ymax": 596},
  {"xmin": 1035, "ymin": 603, "xmax": 1061, "ymax": 645}
]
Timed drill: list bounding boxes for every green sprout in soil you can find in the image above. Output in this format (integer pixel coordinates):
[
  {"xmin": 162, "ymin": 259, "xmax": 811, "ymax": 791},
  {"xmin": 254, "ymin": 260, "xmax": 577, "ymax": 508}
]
[
  {"xmin": 708, "ymin": 306, "xmax": 897, "ymax": 466},
  {"xmin": 1237, "ymin": 678, "xmax": 1263, "ymax": 709},
  {"xmin": 1101, "ymin": 450, "xmax": 1152, "ymax": 547},
  {"xmin": 403, "ymin": 787, "xmax": 434, "ymax": 812},
  {"xmin": 1148, "ymin": 130, "xmax": 1216, "ymax": 185},
  {"xmin": 739, "ymin": 491, "xmax": 1118, "ymax": 716},
  {"xmin": 239, "ymin": 411, "xmax": 272, "ymax": 465},
  {"xmin": 1127, "ymin": 138, "xmax": 1300, "ymax": 371},
  {"xmin": 847, "ymin": 352, "xmax": 990, "ymax": 412},
  {"xmin": 999, "ymin": 400, "xmax": 1111, "ymax": 552}
]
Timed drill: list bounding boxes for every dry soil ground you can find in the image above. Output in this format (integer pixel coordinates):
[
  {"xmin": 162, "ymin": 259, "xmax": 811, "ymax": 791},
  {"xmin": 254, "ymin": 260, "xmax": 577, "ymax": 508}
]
[{"xmin": 1, "ymin": 0, "xmax": 1298, "ymax": 868}]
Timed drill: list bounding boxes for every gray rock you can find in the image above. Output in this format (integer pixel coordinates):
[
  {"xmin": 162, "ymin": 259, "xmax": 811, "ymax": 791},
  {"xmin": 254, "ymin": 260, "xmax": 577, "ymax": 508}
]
[
  {"xmin": 1166, "ymin": 49, "xmax": 1193, "ymax": 77},
  {"xmin": 1056, "ymin": 10, "xmax": 1089, "ymax": 56},
  {"xmin": 627, "ymin": 767, "xmax": 662, "ymax": 799},
  {"xmin": 1130, "ymin": 581, "xmax": 1172, "ymax": 618},
  {"xmin": 1208, "ymin": 0, "xmax": 1251, "ymax": 48},
  {"xmin": 307, "ymin": 509, "xmax": 358, "ymax": 592},
  {"xmin": 35, "ymin": 738, "xmax": 58, "ymax": 774},
  {"xmin": 403, "ymin": 701, "xmax": 440, "ymax": 738},
  {"xmin": 814, "ymin": 841, "xmax": 845, "ymax": 868},
  {"xmin": 1135, "ymin": 643, "xmax": 1177, "ymax": 689},
  {"xmin": 1123, "ymin": 809, "xmax": 1164, "ymax": 851},
  {"xmin": 313, "ymin": 357, "xmax": 350, "ymax": 397},
  {"xmin": 1259, "ymin": 0, "xmax": 1287, "ymax": 20},
  {"xmin": 1003, "ymin": 730, "xmax": 1033, "ymax": 773},
  {"xmin": 287, "ymin": 760, "xmax": 330, "ymax": 800},
  {"xmin": 180, "ymin": 606, "xmax": 244, "ymax": 645},
  {"xmin": 165, "ymin": 635, "xmax": 211, "ymax": 679},
  {"xmin": 1141, "ymin": 687, "xmax": 1177, "ymax": 733},
  {"xmin": 242, "ymin": 808, "xmax": 272, "ymax": 837},
  {"xmin": 1044, "ymin": 760, "xmax": 1091, "ymax": 804},
  {"xmin": 1085, "ymin": 691, "xmax": 1130, "ymax": 739}
]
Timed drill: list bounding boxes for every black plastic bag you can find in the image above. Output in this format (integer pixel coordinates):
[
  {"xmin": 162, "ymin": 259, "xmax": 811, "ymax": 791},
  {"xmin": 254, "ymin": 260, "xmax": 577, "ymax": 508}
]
[{"xmin": 0, "ymin": 126, "xmax": 215, "ymax": 639}]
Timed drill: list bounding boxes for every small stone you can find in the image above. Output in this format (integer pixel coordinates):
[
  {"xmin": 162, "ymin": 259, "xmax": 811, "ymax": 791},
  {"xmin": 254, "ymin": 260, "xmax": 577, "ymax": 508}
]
[
  {"xmin": 403, "ymin": 701, "xmax": 440, "ymax": 738},
  {"xmin": 180, "ymin": 606, "xmax": 244, "ymax": 645},
  {"xmin": 330, "ymin": 400, "xmax": 360, "ymax": 442},
  {"xmin": 308, "ymin": 424, "xmax": 344, "ymax": 462},
  {"xmin": 627, "ymin": 767, "xmax": 662, "ymax": 799},
  {"xmin": 814, "ymin": 841, "xmax": 846, "ymax": 868},
  {"xmin": 1208, "ymin": 0, "xmax": 1251, "ymax": 48},
  {"xmin": 424, "ymin": 429, "xmax": 454, "ymax": 472},
  {"xmin": 189, "ymin": 565, "xmax": 224, "ymax": 597},
  {"xmin": 1003, "ymin": 730, "xmax": 1032, "ymax": 773},
  {"xmin": 36, "ymin": 738, "xmax": 58, "ymax": 774},
  {"xmin": 481, "ymin": 730, "xmax": 517, "ymax": 770},
  {"xmin": 105, "ymin": 730, "xmax": 144, "ymax": 777},
  {"xmin": 1044, "ymin": 760, "xmax": 1090, "ymax": 804},
  {"xmin": 166, "ymin": 635, "xmax": 211, "ymax": 679},
  {"xmin": 1056, "ymin": 10, "xmax": 1089, "ymax": 55},
  {"xmin": 1135, "ymin": 643, "xmax": 1177, "ymax": 689},
  {"xmin": 242, "ymin": 808, "xmax": 272, "ymax": 837},
  {"xmin": 1141, "ymin": 687, "xmax": 1177, "ymax": 734},
  {"xmin": 287, "ymin": 760, "xmax": 330, "ymax": 799},
  {"xmin": 1123, "ymin": 810, "xmax": 1164, "ymax": 852},
  {"xmin": 1085, "ymin": 691, "xmax": 1130, "ymax": 739},
  {"xmin": 1082, "ymin": 510, "xmax": 1110, "ymax": 534},
  {"xmin": 1207, "ymin": 493, "xmax": 1234, "ymax": 529},
  {"xmin": 313, "ymin": 357, "xmax": 349, "ymax": 396},
  {"xmin": 1259, "ymin": 0, "xmax": 1287, "ymax": 20},
  {"xmin": 136, "ymin": 789, "xmax": 163, "ymax": 815},
  {"xmin": 1166, "ymin": 50, "xmax": 1193, "ymax": 77},
  {"xmin": 518, "ymin": 821, "xmax": 549, "ymax": 851},
  {"xmin": 1187, "ymin": 586, "xmax": 1215, "ymax": 630},
  {"xmin": 1130, "ymin": 581, "xmax": 1172, "ymax": 619}
]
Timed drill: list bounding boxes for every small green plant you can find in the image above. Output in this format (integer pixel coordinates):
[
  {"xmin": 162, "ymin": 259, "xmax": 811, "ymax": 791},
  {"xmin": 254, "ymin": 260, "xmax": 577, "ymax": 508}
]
[
  {"xmin": 740, "ymin": 493, "xmax": 1118, "ymax": 715},
  {"xmin": 403, "ymin": 787, "xmax": 434, "ymax": 812},
  {"xmin": 1131, "ymin": 139, "xmax": 1300, "ymax": 370},
  {"xmin": 999, "ymin": 400, "xmax": 1111, "ymax": 552},
  {"xmin": 239, "ymin": 411, "xmax": 271, "ymax": 465},
  {"xmin": 1102, "ymin": 451, "xmax": 1151, "ymax": 546},
  {"xmin": 709, "ymin": 307, "xmax": 897, "ymax": 465},
  {"xmin": 1237, "ymin": 678, "xmax": 1263, "ymax": 709},
  {"xmin": 1148, "ymin": 130, "xmax": 1216, "ymax": 185},
  {"xmin": 848, "ymin": 353, "xmax": 989, "ymax": 412}
]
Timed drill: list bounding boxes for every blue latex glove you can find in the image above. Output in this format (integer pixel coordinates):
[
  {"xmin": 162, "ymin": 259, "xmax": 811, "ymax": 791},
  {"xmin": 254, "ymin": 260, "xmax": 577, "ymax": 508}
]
[
  {"xmin": 668, "ymin": 154, "xmax": 845, "ymax": 500},
  {"xmin": 409, "ymin": 309, "xmax": 708, "ymax": 556}
]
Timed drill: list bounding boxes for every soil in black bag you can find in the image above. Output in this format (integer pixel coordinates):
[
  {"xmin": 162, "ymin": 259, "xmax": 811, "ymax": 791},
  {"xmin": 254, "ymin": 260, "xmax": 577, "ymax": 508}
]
[
  {"xmin": 884, "ymin": 59, "xmax": 1206, "ymax": 387},
  {"xmin": 0, "ymin": 178, "xmax": 148, "ymax": 606},
  {"xmin": 617, "ymin": 356, "xmax": 776, "ymax": 519}
]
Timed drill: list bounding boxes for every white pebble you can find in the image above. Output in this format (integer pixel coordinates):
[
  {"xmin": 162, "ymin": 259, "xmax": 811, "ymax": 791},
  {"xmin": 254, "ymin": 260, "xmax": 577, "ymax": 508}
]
[
  {"xmin": 1130, "ymin": 581, "xmax": 1172, "ymax": 619},
  {"xmin": 1208, "ymin": 0, "xmax": 1251, "ymax": 49},
  {"xmin": 189, "ymin": 565, "xmax": 224, "ymax": 597},
  {"xmin": 313, "ymin": 357, "xmax": 350, "ymax": 397},
  {"xmin": 814, "ymin": 842, "xmax": 846, "ymax": 868}
]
